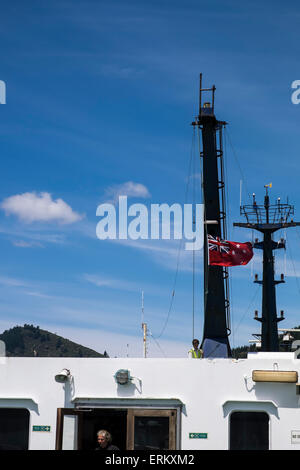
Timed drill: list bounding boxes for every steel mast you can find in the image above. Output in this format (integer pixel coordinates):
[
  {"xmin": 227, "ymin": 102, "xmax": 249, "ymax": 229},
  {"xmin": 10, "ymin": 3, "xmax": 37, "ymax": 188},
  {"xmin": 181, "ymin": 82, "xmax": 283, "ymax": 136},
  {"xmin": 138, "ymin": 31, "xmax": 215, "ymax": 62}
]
[
  {"xmin": 234, "ymin": 184, "xmax": 300, "ymax": 351},
  {"xmin": 192, "ymin": 74, "xmax": 231, "ymax": 358}
]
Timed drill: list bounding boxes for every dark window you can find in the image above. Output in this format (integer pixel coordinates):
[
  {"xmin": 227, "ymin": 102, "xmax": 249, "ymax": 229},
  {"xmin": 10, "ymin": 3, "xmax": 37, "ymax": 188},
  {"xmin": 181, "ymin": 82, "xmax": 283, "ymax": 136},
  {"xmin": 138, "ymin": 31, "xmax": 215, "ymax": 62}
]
[
  {"xmin": 134, "ymin": 416, "xmax": 169, "ymax": 450},
  {"xmin": 0, "ymin": 408, "xmax": 30, "ymax": 450},
  {"xmin": 127, "ymin": 409, "xmax": 176, "ymax": 450},
  {"xmin": 230, "ymin": 411, "xmax": 269, "ymax": 450}
]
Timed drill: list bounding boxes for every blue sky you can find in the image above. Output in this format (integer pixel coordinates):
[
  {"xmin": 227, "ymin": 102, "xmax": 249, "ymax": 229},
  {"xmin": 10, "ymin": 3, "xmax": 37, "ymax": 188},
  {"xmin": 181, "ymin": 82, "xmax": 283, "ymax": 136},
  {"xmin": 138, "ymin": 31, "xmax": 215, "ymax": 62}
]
[{"xmin": 1, "ymin": 0, "xmax": 300, "ymax": 357}]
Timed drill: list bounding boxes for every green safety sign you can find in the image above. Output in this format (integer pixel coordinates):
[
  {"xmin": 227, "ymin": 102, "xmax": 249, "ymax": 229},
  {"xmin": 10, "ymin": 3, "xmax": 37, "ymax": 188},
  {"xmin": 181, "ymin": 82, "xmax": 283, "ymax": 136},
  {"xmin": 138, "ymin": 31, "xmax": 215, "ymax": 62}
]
[
  {"xmin": 32, "ymin": 425, "xmax": 51, "ymax": 432},
  {"xmin": 189, "ymin": 433, "xmax": 207, "ymax": 439}
]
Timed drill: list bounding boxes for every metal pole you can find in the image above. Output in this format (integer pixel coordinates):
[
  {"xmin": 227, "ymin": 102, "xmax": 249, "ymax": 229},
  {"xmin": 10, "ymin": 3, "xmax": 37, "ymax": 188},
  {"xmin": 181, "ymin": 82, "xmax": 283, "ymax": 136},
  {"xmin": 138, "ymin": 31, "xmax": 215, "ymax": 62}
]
[{"xmin": 141, "ymin": 291, "xmax": 147, "ymax": 358}]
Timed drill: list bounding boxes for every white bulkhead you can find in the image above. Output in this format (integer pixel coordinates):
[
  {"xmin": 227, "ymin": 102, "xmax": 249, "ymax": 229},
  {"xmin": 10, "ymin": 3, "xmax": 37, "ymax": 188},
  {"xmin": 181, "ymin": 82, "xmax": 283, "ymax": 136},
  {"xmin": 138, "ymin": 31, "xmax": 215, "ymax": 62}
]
[{"xmin": 0, "ymin": 352, "xmax": 299, "ymax": 450}]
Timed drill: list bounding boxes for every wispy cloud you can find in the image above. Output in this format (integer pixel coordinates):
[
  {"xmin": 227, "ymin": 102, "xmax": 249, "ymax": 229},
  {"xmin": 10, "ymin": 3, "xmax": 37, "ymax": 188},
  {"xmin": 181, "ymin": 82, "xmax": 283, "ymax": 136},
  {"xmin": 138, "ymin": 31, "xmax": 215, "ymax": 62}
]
[
  {"xmin": 11, "ymin": 239, "xmax": 43, "ymax": 248},
  {"xmin": 106, "ymin": 237, "xmax": 202, "ymax": 272},
  {"xmin": 23, "ymin": 290, "xmax": 55, "ymax": 299},
  {"xmin": 0, "ymin": 224, "xmax": 67, "ymax": 247},
  {"xmin": 83, "ymin": 273, "xmax": 141, "ymax": 292},
  {"xmin": 1, "ymin": 192, "xmax": 84, "ymax": 225},
  {"xmin": 103, "ymin": 181, "xmax": 151, "ymax": 204},
  {"xmin": 98, "ymin": 64, "xmax": 144, "ymax": 79},
  {"xmin": 0, "ymin": 276, "xmax": 29, "ymax": 288}
]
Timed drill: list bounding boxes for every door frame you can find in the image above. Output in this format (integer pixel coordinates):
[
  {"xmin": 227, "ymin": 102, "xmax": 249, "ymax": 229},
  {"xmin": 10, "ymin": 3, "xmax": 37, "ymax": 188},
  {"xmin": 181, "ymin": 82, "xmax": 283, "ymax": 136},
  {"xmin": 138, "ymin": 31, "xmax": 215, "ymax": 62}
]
[{"xmin": 55, "ymin": 408, "xmax": 84, "ymax": 450}]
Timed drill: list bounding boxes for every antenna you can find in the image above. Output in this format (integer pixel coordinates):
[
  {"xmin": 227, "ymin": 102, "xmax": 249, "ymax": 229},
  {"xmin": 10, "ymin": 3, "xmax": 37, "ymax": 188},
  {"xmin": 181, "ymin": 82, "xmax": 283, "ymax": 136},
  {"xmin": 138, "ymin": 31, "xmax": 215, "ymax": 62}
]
[
  {"xmin": 141, "ymin": 291, "xmax": 148, "ymax": 358},
  {"xmin": 141, "ymin": 290, "xmax": 144, "ymax": 325},
  {"xmin": 234, "ymin": 185, "xmax": 300, "ymax": 351}
]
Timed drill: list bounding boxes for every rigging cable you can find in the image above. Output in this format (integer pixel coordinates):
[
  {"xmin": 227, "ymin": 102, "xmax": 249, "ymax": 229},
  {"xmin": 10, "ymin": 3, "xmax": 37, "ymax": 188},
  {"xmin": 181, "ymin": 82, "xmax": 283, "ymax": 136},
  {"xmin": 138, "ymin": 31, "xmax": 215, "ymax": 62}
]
[
  {"xmin": 223, "ymin": 127, "xmax": 255, "ymax": 343},
  {"xmin": 154, "ymin": 127, "xmax": 196, "ymax": 340},
  {"xmin": 224, "ymin": 127, "xmax": 252, "ymax": 202},
  {"xmin": 192, "ymin": 125, "xmax": 197, "ymax": 339},
  {"xmin": 286, "ymin": 230, "xmax": 300, "ymax": 297},
  {"xmin": 222, "ymin": 125, "xmax": 232, "ymax": 335},
  {"xmin": 232, "ymin": 285, "xmax": 260, "ymax": 347},
  {"xmin": 196, "ymin": 124, "xmax": 207, "ymax": 336},
  {"xmin": 148, "ymin": 330, "xmax": 167, "ymax": 357}
]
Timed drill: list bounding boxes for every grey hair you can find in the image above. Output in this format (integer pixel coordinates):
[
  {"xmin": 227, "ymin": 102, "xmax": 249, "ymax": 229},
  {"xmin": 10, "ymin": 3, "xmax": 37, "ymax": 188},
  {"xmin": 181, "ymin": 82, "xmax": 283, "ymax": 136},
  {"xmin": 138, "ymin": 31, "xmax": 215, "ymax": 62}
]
[{"xmin": 97, "ymin": 429, "xmax": 112, "ymax": 443}]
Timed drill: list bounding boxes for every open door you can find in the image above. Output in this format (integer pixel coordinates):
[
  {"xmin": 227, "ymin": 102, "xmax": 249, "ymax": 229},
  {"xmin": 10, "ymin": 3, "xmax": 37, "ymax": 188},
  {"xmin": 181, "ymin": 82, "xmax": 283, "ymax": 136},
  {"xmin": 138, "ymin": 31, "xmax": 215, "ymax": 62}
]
[{"xmin": 56, "ymin": 408, "xmax": 83, "ymax": 450}]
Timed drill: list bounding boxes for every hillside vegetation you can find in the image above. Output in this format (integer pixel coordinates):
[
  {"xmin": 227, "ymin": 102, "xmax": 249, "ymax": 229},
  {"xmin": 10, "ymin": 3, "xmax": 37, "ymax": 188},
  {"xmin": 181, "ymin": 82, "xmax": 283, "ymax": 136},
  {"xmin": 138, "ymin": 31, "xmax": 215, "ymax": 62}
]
[{"xmin": 0, "ymin": 324, "xmax": 108, "ymax": 358}]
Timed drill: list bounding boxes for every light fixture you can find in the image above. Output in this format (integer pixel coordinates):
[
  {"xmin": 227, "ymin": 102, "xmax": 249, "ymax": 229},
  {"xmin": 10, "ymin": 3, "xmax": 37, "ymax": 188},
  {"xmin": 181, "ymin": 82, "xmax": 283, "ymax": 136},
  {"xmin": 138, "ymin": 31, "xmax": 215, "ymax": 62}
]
[
  {"xmin": 55, "ymin": 368, "xmax": 71, "ymax": 383},
  {"xmin": 252, "ymin": 370, "xmax": 298, "ymax": 383},
  {"xmin": 114, "ymin": 369, "xmax": 131, "ymax": 385}
]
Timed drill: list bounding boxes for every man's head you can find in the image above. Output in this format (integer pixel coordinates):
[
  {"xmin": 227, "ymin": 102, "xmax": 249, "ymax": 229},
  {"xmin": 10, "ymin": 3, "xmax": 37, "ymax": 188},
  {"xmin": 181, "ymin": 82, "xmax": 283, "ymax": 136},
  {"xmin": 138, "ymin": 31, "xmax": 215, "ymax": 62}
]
[
  {"xmin": 97, "ymin": 430, "xmax": 112, "ymax": 448},
  {"xmin": 192, "ymin": 339, "xmax": 199, "ymax": 349}
]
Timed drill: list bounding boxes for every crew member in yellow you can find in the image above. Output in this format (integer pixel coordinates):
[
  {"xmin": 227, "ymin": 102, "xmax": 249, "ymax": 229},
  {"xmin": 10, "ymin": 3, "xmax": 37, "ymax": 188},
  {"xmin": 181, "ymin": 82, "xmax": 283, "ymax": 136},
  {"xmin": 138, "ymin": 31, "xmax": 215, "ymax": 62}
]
[{"xmin": 188, "ymin": 339, "xmax": 203, "ymax": 358}]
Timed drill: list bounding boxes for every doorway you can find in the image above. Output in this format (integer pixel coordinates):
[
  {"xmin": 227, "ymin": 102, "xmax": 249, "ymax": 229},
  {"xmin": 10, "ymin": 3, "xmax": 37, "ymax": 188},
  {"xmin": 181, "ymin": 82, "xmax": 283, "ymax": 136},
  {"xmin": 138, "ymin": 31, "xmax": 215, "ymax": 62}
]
[
  {"xmin": 82, "ymin": 408, "xmax": 127, "ymax": 450},
  {"xmin": 0, "ymin": 408, "xmax": 29, "ymax": 450},
  {"xmin": 56, "ymin": 407, "xmax": 177, "ymax": 450},
  {"xmin": 229, "ymin": 411, "xmax": 269, "ymax": 450}
]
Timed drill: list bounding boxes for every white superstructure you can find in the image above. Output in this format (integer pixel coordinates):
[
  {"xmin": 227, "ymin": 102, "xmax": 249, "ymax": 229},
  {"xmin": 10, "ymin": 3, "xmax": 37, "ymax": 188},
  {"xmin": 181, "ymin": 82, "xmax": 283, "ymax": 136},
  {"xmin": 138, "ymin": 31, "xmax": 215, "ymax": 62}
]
[{"xmin": 1, "ymin": 351, "xmax": 300, "ymax": 450}]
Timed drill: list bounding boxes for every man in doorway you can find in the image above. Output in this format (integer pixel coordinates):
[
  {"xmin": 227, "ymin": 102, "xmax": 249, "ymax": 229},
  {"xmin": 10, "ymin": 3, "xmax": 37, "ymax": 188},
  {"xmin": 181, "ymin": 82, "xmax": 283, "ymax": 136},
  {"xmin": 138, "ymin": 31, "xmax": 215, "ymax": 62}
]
[
  {"xmin": 188, "ymin": 339, "xmax": 203, "ymax": 358},
  {"xmin": 95, "ymin": 429, "xmax": 120, "ymax": 450}
]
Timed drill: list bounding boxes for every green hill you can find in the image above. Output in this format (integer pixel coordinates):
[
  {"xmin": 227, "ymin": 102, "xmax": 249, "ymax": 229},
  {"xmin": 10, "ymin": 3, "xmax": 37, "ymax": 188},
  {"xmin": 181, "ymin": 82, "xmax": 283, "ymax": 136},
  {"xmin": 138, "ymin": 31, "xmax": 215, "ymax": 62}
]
[{"xmin": 0, "ymin": 324, "xmax": 108, "ymax": 358}]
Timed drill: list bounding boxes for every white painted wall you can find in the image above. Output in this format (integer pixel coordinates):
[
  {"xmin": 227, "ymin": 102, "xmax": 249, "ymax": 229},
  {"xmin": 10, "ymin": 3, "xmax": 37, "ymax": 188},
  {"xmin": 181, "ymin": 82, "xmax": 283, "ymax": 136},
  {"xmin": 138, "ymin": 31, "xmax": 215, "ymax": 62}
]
[{"xmin": 0, "ymin": 353, "xmax": 299, "ymax": 450}]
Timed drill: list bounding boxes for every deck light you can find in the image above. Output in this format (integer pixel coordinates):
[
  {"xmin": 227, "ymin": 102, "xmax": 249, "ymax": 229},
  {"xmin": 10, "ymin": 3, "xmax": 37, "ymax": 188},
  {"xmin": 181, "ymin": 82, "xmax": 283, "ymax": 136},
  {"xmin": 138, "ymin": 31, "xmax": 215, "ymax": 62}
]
[
  {"xmin": 55, "ymin": 368, "xmax": 71, "ymax": 383},
  {"xmin": 114, "ymin": 369, "xmax": 131, "ymax": 385}
]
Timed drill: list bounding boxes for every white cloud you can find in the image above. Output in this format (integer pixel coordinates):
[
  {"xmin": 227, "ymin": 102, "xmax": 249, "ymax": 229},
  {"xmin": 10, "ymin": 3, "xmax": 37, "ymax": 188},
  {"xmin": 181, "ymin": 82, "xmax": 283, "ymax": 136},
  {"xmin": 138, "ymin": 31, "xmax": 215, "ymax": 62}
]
[
  {"xmin": 106, "ymin": 237, "xmax": 202, "ymax": 272},
  {"xmin": 12, "ymin": 240, "xmax": 43, "ymax": 248},
  {"xmin": 24, "ymin": 291, "xmax": 55, "ymax": 299},
  {"xmin": 104, "ymin": 181, "xmax": 151, "ymax": 203},
  {"xmin": 0, "ymin": 225, "xmax": 67, "ymax": 245},
  {"xmin": 0, "ymin": 276, "xmax": 29, "ymax": 288},
  {"xmin": 83, "ymin": 273, "xmax": 140, "ymax": 292},
  {"xmin": 1, "ymin": 192, "xmax": 84, "ymax": 224}
]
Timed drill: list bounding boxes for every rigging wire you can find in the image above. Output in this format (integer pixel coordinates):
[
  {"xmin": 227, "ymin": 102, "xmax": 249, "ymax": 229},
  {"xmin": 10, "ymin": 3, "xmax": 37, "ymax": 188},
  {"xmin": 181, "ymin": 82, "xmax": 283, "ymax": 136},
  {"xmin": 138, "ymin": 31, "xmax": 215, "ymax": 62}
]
[
  {"xmin": 196, "ymin": 124, "xmax": 207, "ymax": 335},
  {"xmin": 192, "ymin": 126, "xmax": 197, "ymax": 339},
  {"xmin": 223, "ymin": 128, "xmax": 259, "ymax": 344},
  {"xmin": 223, "ymin": 128, "xmax": 235, "ymax": 338},
  {"xmin": 294, "ymin": 225, "xmax": 300, "ymax": 247},
  {"xmin": 284, "ymin": 228, "xmax": 287, "ymax": 277},
  {"xmin": 231, "ymin": 285, "xmax": 260, "ymax": 346},
  {"xmin": 148, "ymin": 330, "xmax": 167, "ymax": 357},
  {"xmin": 191, "ymin": 125, "xmax": 202, "ymax": 341},
  {"xmin": 224, "ymin": 128, "xmax": 252, "ymax": 202},
  {"xmin": 154, "ymin": 128, "xmax": 196, "ymax": 340},
  {"xmin": 222, "ymin": 125, "xmax": 232, "ymax": 335},
  {"xmin": 286, "ymin": 231, "xmax": 300, "ymax": 297}
]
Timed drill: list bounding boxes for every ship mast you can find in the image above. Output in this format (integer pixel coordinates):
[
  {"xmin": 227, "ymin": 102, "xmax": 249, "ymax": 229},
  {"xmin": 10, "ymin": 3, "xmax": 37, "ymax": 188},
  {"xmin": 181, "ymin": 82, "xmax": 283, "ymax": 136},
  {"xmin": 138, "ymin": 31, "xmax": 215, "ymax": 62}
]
[
  {"xmin": 192, "ymin": 74, "xmax": 231, "ymax": 358},
  {"xmin": 234, "ymin": 184, "xmax": 300, "ymax": 351}
]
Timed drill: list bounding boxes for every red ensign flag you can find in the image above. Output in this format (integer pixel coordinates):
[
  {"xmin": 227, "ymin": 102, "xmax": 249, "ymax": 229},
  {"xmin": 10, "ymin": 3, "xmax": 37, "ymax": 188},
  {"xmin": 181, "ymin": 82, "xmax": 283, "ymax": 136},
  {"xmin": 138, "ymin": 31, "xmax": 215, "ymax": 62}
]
[{"xmin": 208, "ymin": 235, "xmax": 253, "ymax": 267}]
